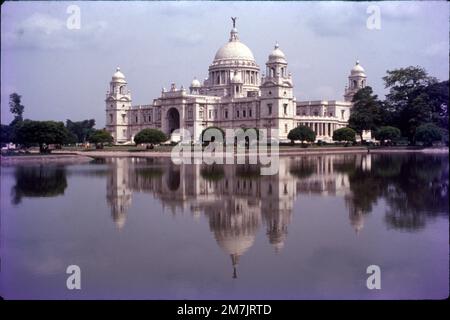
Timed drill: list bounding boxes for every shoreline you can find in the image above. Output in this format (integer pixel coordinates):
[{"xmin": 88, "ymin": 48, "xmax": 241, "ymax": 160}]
[{"xmin": 1, "ymin": 147, "xmax": 448, "ymax": 164}]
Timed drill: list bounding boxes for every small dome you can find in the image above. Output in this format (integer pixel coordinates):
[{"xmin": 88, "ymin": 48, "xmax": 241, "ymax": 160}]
[
  {"xmin": 112, "ymin": 67, "xmax": 126, "ymax": 82},
  {"xmin": 268, "ymin": 43, "xmax": 287, "ymax": 63},
  {"xmin": 351, "ymin": 60, "xmax": 366, "ymax": 76},
  {"xmin": 191, "ymin": 77, "xmax": 201, "ymax": 87}
]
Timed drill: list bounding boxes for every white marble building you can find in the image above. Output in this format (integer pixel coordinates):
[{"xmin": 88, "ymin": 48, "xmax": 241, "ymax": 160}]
[{"xmin": 105, "ymin": 19, "xmax": 369, "ymax": 144}]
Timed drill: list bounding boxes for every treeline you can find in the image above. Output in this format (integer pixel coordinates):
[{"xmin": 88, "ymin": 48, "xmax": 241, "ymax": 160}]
[
  {"xmin": 348, "ymin": 66, "xmax": 448, "ymax": 146},
  {"xmin": 1, "ymin": 93, "xmax": 113, "ymax": 153}
]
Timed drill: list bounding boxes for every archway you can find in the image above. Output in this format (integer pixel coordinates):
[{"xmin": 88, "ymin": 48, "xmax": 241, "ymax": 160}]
[{"xmin": 167, "ymin": 108, "xmax": 180, "ymax": 134}]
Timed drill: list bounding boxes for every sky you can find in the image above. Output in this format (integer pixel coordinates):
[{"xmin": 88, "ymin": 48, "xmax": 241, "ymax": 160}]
[{"xmin": 1, "ymin": 1, "xmax": 448, "ymax": 127}]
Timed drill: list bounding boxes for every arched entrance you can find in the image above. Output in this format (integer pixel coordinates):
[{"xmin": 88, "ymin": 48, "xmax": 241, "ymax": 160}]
[{"xmin": 167, "ymin": 108, "xmax": 180, "ymax": 134}]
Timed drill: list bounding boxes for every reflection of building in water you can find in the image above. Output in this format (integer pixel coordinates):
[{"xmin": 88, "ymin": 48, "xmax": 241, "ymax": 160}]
[
  {"xmin": 106, "ymin": 158, "xmax": 132, "ymax": 229},
  {"xmin": 105, "ymin": 154, "xmax": 373, "ymax": 273}
]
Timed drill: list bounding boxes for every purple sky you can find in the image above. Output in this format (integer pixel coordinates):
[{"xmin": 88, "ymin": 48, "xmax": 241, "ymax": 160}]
[{"xmin": 1, "ymin": 1, "xmax": 448, "ymax": 127}]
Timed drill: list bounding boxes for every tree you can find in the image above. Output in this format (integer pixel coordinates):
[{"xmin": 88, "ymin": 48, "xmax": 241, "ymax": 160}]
[
  {"xmin": 88, "ymin": 129, "xmax": 113, "ymax": 148},
  {"xmin": 374, "ymin": 126, "xmax": 401, "ymax": 146},
  {"xmin": 287, "ymin": 125, "xmax": 316, "ymax": 146},
  {"xmin": 9, "ymin": 93, "xmax": 25, "ymax": 126},
  {"xmin": 382, "ymin": 66, "xmax": 438, "ymax": 145},
  {"xmin": 333, "ymin": 127, "xmax": 356, "ymax": 145},
  {"xmin": 414, "ymin": 123, "xmax": 442, "ymax": 147},
  {"xmin": 133, "ymin": 128, "xmax": 167, "ymax": 149},
  {"xmin": 425, "ymin": 80, "xmax": 449, "ymax": 131},
  {"xmin": 66, "ymin": 119, "xmax": 96, "ymax": 143},
  {"xmin": 348, "ymin": 86, "xmax": 383, "ymax": 142},
  {"xmin": 13, "ymin": 120, "xmax": 70, "ymax": 153},
  {"xmin": 1, "ymin": 124, "xmax": 13, "ymax": 146}
]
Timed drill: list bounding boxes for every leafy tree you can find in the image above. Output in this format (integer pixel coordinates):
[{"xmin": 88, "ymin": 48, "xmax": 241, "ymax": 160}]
[
  {"xmin": 88, "ymin": 129, "xmax": 113, "ymax": 148},
  {"xmin": 382, "ymin": 66, "xmax": 438, "ymax": 144},
  {"xmin": 333, "ymin": 127, "xmax": 356, "ymax": 145},
  {"xmin": 134, "ymin": 128, "xmax": 167, "ymax": 148},
  {"xmin": 424, "ymin": 80, "xmax": 449, "ymax": 130},
  {"xmin": 9, "ymin": 93, "xmax": 25, "ymax": 126},
  {"xmin": 13, "ymin": 120, "xmax": 70, "ymax": 153},
  {"xmin": 374, "ymin": 126, "xmax": 401, "ymax": 146},
  {"xmin": 287, "ymin": 125, "xmax": 316, "ymax": 146},
  {"xmin": 66, "ymin": 119, "xmax": 96, "ymax": 143},
  {"xmin": 414, "ymin": 123, "xmax": 442, "ymax": 147},
  {"xmin": 348, "ymin": 86, "xmax": 383, "ymax": 142},
  {"xmin": 1, "ymin": 124, "xmax": 13, "ymax": 146}
]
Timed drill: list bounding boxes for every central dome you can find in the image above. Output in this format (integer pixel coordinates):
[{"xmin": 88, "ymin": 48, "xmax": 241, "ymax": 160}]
[{"xmin": 214, "ymin": 41, "xmax": 255, "ymax": 62}]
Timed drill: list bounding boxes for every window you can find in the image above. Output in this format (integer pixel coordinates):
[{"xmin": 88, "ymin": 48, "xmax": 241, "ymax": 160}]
[
  {"xmin": 135, "ymin": 116, "xmax": 138, "ymax": 123},
  {"xmin": 268, "ymin": 91, "xmax": 272, "ymax": 95},
  {"xmin": 237, "ymin": 110, "xmax": 240, "ymax": 118},
  {"xmin": 122, "ymin": 114, "xmax": 126, "ymax": 123},
  {"xmin": 268, "ymin": 104, "xmax": 272, "ymax": 115},
  {"xmin": 122, "ymin": 104, "xmax": 125, "ymax": 108},
  {"xmin": 249, "ymin": 108, "xmax": 252, "ymax": 117},
  {"xmin": 214, "ymin": 110, "xmax": 217, "ymax": 118},
  {"xmin": 329, "ymin": 112, "xmax": 333, "ymax": 117},
  {"xmin": 122, "ymin": 129, "xmax": 126, "ymax": 136},
  {"xmin": 109, "ymin": 114, "xmax": 113, "ymax": 123},
  {"xmin": 188, "ymin": 110, "xmax": 193, "ymax": 119},
  {"xmin": 225, "ymin": 109, "xmax": 228, "ymax": 119},
  {"xmin": 283, "ymin": 104, "xmax": 288, "ymax": 115},
  {"xmin": 243, "ymin": 110, "xmax": 246, "ymax": 118},
  {"xmin": 110, "ymin": 104, "xmax": 113, "ymax": 108},
  {"xmin": 209, "ymin": 110, "xmax": 212, "ymax": 119},
  {"xmin": 314, "ymin": 111, "xmax": 318, "ymax": 116},
  {"xmin": 149, "ymin": 115, "xmax": 152, "ymax": 122},
  {"xmin": 341, "ymin": 110, "xmax": 345, "ymax": 119},
  {"xmin": 199, "ymin": 111, "xmax": 204, "ymax": 118},
  {"xmin": 285, "ymin": 124, "xmax": 288, "ymax": 133}
]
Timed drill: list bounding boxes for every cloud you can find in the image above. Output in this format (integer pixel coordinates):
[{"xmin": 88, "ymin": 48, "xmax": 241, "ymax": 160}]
[
  {"xmin": 158, "ymin": 1, "xmax": 206, "ymax": 18},
  {"xmin": 424, "ymin": 41, "xmax": 448, "ymax": 57},
  {"xmin": 169, "ymin": 30, "xmax": 204, "ymax": 46},
  {"xmin": 380, "ymin": 3, "xmax": 421, "ymax": 20},
  {"xmin": 304, "ymin": 3, "xmax": 366, "ymax": 38},
  {"xmin": 2, "ymin": 12, "xmax": 108, "ymax": 50}
]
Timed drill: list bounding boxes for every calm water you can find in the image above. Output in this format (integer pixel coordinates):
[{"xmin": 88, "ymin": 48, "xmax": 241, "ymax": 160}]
[{"xmin": 0, "ymin": 153, "xmax": 448, "ymax": 299}]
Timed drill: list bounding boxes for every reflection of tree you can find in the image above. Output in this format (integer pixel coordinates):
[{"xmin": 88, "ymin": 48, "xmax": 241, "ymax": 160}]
[
  {"xmin": 12, "ymin": 165, "xmax": 67, "ymax": 205},
  {"xmin": 289, "ymin": 159, "xmax": 316, "ymax": 179},
  {"xmin": 235, "ymin": 164, "xmax": 260, "ymax": 179},
  {"xmin": 343, "ymin": 154, "xmax": 449, "ymax": 232},
  {"xmin": 200, "ymin": 165, "xmax": 225, "ymax": 181}
]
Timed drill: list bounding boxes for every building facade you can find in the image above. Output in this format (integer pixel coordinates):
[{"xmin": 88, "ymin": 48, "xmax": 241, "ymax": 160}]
[{"xmin": 105, "ymin": 19, "xmax": 369, "ymax": 144}]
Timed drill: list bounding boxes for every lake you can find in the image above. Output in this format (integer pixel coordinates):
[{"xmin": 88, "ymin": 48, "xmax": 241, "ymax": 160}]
[{"xmin": 0, "ymin": 153, "xmax": 448, "ymax": 299}]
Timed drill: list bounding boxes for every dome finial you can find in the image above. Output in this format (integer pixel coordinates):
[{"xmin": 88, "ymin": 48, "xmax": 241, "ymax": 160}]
[
  {"xmin": 275, "ymin": 42, "xmax": 279, "ymax": 49},
  {"xmin": 231, "ymin": 17, "xmax": 237, "ymax": 28},
  {"xmin": 116, "ymin": 66, "xmax": 120, "ymax": 71},
  {"xmin": 356, "ymin": 60, "xmax": 360, "ymax": 65}
]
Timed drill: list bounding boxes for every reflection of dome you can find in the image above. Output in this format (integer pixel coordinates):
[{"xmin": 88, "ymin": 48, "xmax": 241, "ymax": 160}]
[
  {"xmin": 350, "ymin": 60, "xmax": 366, "ymax": 76},
  {"xmin": 268, "ymin": 43, "xmax": 286, "ymax": 63},
  {"xmin": 216, "ymin": 233, "xmax": 255, "ymax": 257},
  {"xmin": 214, "ymin": 41, "xmax": 255, "ymax": 62},
  {"xmin": 112, "ymin": 67, "xmax": 126, "ymax": 82}
]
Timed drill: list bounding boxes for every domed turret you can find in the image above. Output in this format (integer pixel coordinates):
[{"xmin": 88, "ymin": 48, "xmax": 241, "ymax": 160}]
[
  {"xmin": 350, "ymin": 60, "xmax": 366, "ymax": 76},
  {"xmin": 344, "ymin": 60, "xmax": 367, "ymax": 102},
  {"xmin": 112, "ymin": 67, "xmax": 126, "ymax": 83},
  {"xmin": 268, "ymin": 43, "xmax": 287, "ymax": 63},
  {"xmin": 189, "ymin": 77, "xmax": 201, "ymax": 94}
]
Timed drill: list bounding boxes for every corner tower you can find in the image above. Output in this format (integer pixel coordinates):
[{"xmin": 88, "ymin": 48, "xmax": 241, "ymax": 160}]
[
  {"xmin": 344, "ymin": 60, "xmax": 367, "ymax": 102},
  {"xmin": 105, "ymin": 67, "xmax": 132, "ymax": 143}
]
